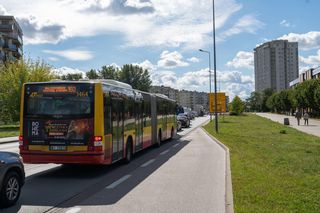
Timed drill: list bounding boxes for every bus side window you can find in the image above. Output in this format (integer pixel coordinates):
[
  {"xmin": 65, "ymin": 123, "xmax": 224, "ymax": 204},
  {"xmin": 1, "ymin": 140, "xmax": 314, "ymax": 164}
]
[{"xmin": 104, "ymin": 96, "xmax": 111, "ymax": 134}]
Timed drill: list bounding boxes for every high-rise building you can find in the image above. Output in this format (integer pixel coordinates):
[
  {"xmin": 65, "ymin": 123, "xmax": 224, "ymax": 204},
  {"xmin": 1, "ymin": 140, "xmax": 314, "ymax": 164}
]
[
  {"xmin": 254, "ymin": 40, "xmax": 298, "ymax": 92},
  {"xmin": 0, "ymin": 15, "xmax": 23, "ymax": 62}
]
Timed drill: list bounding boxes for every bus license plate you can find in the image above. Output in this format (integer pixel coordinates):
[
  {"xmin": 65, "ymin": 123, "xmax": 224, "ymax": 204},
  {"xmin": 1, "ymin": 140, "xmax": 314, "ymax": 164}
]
[{"xmin": 49, "ymin": 146, "xmax": 67, "ymax": 151}]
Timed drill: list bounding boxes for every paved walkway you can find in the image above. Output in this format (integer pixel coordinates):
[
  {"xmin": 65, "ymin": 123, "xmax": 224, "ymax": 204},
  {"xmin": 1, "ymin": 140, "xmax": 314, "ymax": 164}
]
[{"xmin": 256, "ymin": 113, "xmax": 320, "ymax": 138}]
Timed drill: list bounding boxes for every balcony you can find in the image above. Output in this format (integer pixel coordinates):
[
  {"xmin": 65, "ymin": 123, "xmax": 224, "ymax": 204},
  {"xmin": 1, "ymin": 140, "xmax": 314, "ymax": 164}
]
[
  {"xmin": 11, "ymin": 33, "xmax": 23, "ymax": 45},
  {"xmin": 8, "ymin": 44, "xmax": 17, "ymax": 51}
]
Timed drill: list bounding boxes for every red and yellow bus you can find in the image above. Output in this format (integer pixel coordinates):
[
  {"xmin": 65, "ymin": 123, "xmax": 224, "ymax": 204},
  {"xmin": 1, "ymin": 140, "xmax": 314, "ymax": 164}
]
[{"xmin": 19, "ymin": 80, "xmax": 176, "ymax": 165}]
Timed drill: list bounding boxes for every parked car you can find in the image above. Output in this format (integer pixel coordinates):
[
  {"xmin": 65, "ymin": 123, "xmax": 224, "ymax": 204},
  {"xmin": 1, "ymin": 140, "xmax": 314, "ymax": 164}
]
[
  {"xmin": 0, "ymin": 152, "xmax": 25, "ymax": 208},
  {"xmin": 177, "ymin": 113, "xmax": 190, "ymax": 128},
  {"xmin": 177, "ymin": 120, "xmax": 182, "ymax": 131}
]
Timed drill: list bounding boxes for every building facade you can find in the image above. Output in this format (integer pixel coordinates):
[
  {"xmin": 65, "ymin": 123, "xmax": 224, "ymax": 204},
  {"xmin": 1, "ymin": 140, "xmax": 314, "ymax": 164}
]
[
  {"xmin": 150, "ymin": 86, "xmax": 209, "ymax": 111},
  {"xmin": 289, "ymin": 66, "xmax": 320, "ymax": 88},
  {"xmin": 254, "ymin": 40, "xmax": 298, "ymax": 92},
  {"xmin": 0, "ymin": 16, "xmax": 23, "ymax": 61}
]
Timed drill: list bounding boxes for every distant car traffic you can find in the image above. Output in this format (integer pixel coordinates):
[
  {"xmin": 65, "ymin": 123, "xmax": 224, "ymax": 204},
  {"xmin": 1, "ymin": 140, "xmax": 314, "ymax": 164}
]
[
  {"xmin": 0, "ymin": 152, "xmax": 25, "ymax": 208},
  {"xmin": 177, "ymin": 113, "xmax": 190, "ymax": 128}
]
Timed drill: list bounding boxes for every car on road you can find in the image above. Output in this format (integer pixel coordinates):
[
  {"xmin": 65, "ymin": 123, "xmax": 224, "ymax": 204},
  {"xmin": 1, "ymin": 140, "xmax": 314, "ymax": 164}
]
[
  {"xmin": 177, "ymin": 113, "xmax": 190, "ymax": 128},
  {"xmin": 0, "ymin": 151, "xmax": 25, "ymax": 208}
]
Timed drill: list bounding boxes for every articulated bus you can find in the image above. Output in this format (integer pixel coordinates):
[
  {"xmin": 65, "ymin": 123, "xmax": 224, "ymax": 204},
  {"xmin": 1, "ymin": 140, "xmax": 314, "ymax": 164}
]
[{"xmin": 19, "ymin": 80, "xmax": 176, "ymax": 165}]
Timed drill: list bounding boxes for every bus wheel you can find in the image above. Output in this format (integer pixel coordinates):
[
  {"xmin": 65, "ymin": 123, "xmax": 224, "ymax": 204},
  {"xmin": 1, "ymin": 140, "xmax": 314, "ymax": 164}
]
[
  {"xmin": 157, "ymin": 130, "xmax": 162, "ymax": 147},
  {"xmin": 124, "ymin": 139, "xmax": 132, "ymax": 164}
]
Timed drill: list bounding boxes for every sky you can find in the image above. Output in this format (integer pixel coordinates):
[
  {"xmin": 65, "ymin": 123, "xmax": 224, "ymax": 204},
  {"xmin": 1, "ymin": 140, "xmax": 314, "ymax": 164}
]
[{"xmin": 1, "ymin": 0, "xmax": 320, "ymax": 99}]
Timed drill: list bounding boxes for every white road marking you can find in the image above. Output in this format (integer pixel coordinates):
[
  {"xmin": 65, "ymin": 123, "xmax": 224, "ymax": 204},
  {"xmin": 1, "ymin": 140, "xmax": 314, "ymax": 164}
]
[
  {"xmin": 140, "ymin": 159, "xmax": 155, "ymax": 167},
  {"xmin": 160, "ymin": 149, "xmax": 170, "ymax": 155},
  {"xmin": 173, "ymin": 143, "xmax": 180, "ymax": 148},
  {"xmin": 66, "ymin": 207, "xmax": 81, "ymax": 213},
  {"xmin": 105, "ymin": 175, "xmax": 131, "ymax": 189}
]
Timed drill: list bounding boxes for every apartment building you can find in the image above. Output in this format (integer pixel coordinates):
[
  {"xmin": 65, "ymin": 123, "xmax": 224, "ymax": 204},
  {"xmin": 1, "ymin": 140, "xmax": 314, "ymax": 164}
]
[
  {"xmin": 254, "ymin": 40, "xmax": 298, "ymax": 92},
  {"xmin": 289, "ymin": 67, "xmax": 320, "ymax": 88},
  {"xmin": 0, "ymin": 15, "xmax": 23, "ymax": 61},
  {"xmin": 150, "ymin": 86, "xmax": 209, "ymax": 111}
]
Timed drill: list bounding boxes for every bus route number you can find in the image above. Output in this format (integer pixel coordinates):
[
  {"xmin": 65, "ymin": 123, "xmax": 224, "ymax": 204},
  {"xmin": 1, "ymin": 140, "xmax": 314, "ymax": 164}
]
[{"xmin": 77, "ymin": 91, "xmax": 88, "ymax": 97}]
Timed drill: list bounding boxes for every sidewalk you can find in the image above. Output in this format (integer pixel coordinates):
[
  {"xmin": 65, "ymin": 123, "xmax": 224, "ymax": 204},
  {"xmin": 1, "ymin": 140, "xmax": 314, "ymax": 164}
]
[
  {"xmin": 0, "ymin": 136, "xmax": 18, "ymax": 144},
  {"xmin": 256, "ymin": 113, "xmax": 320, "ymax": 138}
]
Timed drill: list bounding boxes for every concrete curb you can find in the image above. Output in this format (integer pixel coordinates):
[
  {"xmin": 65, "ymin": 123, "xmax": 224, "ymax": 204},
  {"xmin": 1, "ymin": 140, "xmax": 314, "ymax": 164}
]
[{"xmin": 201, "ymin": 123, "xmax": 234, "ymax": 213}]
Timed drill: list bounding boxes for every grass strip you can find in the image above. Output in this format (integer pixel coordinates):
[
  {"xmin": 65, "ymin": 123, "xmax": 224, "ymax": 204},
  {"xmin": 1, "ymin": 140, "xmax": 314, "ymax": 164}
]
[{"xmin": 204, "ymin": 114, "xmax": 320, "ymax": 212}]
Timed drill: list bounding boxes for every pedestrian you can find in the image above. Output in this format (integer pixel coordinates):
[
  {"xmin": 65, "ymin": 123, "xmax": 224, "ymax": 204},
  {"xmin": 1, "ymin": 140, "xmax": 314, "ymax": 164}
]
[
  {"xmin": 303, "ymin": 111, "xmax": 309, "ymax": 125},
  {"xmin": 295, "ymin": 110, "xmax": 302, "ymax": 126}
]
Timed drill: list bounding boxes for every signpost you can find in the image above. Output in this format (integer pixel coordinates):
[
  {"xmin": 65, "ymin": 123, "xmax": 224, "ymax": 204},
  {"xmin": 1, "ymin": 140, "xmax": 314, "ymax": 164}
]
[{"xmin": 209, "ymin": 92, "xmax": 226, "ymax": 113}]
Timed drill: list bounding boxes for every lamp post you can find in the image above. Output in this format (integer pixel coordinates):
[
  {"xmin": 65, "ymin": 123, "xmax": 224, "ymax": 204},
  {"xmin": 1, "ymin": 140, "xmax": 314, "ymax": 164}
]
[
  {"xmin": 212, "ymin": 0, "xmax": 218, "ymax": 133},
  {"xmin": 199, "ymin": 49, "xmax": 212, "ymax": 121}
]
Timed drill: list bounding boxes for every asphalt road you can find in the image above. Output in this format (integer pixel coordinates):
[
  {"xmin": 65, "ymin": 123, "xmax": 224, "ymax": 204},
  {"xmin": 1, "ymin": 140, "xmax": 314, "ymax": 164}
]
[{"xmin": 1, "ymin": 116, "xmax": 227, "ymax": 213}]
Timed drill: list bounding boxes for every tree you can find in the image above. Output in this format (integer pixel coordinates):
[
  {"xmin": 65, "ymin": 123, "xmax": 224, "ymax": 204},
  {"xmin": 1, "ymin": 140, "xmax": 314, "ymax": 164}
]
[
  {"xmin": 261, "ymin": 88, "xmax": 274, "ymax": 112},
  {"xmin": 99, "ymin": 65, "xmax": 119, "ymax": 80},
  {"xmin": 229, "ymin": 96, "xmax": 245, "ymax": 115},
  {"xmin": 61, "ymin": 73, "xmax": 83, "ymax": 81},
  {"xmin": 246, "ymin": 92, "xmax": 262, "ymax": 112},
  {"xmin": 119, "ymin": 64, "xmax": 152, "ymax": 91},
  {"xmin": 86, "ymin": 69, "xmax": 99, "ymax": 79},
  {"xmin": 0, "ymin": 58, "xmax": 54, "ymax": 123}
]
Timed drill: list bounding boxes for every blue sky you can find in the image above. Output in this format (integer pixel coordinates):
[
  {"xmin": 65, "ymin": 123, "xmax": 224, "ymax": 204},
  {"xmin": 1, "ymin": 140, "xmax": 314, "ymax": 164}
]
[{"xmin": 1, "ymin": 0, "xmax": 320, "ymax": 99}]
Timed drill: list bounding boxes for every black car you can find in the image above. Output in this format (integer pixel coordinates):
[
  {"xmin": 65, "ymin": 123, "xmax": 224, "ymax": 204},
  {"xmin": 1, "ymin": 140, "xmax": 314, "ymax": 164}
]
[
  {"xmin": 0, "ymin": 152, "xmax": 25, "ymax": 208},
  {"xmin": 177, "ymin": 113, "xmax": 190, "ymax": 128}
]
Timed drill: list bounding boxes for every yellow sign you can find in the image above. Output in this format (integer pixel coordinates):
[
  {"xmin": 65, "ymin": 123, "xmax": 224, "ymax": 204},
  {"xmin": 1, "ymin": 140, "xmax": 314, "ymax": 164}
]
[{"xmin": 209, "ymin": 92, "xmax": 226, "ymax": 113}]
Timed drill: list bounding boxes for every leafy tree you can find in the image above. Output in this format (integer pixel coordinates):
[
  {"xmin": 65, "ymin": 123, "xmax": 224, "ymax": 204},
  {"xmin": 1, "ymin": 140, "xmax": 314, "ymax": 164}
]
[
  {"xmin": 61, "ymin": 73, "xmax": 83, "ymax": 81},
  {"xmin": 229, "ymin": 96, "xmax": 245, "ymax": 115},
  {"xmin": 86, "ymin": 69, "xmax": 99, "ymax": 79},
  {"xmin": 261, "ymin": 88, "xmax": 274, "ymax": 112},
  {"xmin": 0, "ymin": 58, "xmax": 54, "ymax": 123},
  {"xmin": 314, "ymin": 81, "xmax": 320, "ymax": 110},
  {"xmin": 119, "ymin": 64, "xmax": 152, "ymax": 91},
  {"xmin": 246, "ymin": 92, "xmax": 262, "ymax": 112},
  {"xmin": 99, "ymin": 65, "xmax": 119, "ymax": 80}
]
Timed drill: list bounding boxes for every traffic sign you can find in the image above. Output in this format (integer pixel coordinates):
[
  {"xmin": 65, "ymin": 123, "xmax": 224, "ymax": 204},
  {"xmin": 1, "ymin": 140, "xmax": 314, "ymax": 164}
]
[{"xmin": 209, "ymin": 92, "xmax": 226, "ymax": 113}]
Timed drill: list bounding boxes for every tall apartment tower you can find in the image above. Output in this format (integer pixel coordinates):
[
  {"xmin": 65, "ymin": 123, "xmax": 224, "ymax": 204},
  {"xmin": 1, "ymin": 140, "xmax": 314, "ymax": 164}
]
[
  {"xmin": 0, "ymin": 16, "xmax": 23, "ymax": 61},
  {"xmin": 254, "ymin": 40, "xmax": 298, "ymax": 92}
]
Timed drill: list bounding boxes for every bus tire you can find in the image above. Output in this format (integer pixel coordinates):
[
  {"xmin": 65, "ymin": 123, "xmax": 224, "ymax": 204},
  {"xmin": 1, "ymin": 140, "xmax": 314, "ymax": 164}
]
[
  {"xmin": 157, "ymin": 130, "xmax": 162, "ymax": 147},
  {"xmin": 124, "ymin": 138, "xmax": 133, "ymax": 164}
]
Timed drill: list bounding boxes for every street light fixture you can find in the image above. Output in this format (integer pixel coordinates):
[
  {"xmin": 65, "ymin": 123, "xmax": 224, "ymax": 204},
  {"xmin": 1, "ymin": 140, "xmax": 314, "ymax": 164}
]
[{"xmin": 199, "ymin": 49, "xmax": 212, "ymax": 121}]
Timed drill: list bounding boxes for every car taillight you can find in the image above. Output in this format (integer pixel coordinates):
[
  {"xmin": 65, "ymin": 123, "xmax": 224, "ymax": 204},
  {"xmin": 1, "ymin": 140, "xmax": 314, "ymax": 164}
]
[{"xmin": 88, "ymin": 136, "xmax": 103, "ymax": 152}]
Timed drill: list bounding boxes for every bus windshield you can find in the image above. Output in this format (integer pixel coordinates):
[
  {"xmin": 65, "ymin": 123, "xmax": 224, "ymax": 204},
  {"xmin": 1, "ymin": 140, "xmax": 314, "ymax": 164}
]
[{"xmin": 24, "ymin": 83, "xmax": 94, "ymax": 117}]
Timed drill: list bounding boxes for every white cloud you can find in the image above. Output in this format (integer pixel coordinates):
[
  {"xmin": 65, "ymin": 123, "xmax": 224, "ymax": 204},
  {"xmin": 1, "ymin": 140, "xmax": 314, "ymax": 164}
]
[
  {"xmin": 187, "ymin": 57, "xmax": 200, "ymax": 63},
  {"xmin": 151, "ymin": 71, "xmax": 178, "ymax": 88},
  {"xmin": 43, "ymin": 49, "xmax": 94, "ymax": 61},
  {"xmin": 53, "ymin": 66, "xmax": 86, "ymax": 77},
  {"xmin": 157, "ymin": 51, "xmax": 189, "ymax": 69},
  {"xmin": 48, "ymin": 57, "xmax": 59, "ymax": 61},
  {"xmin": 227, "ymin": 51, "xmax": 253, "ymax": 69},
  {"xmin": 280, "ymin": 20, "xmax": 293, "ymax": 28},
  {"xmin": 0, "ymin": 0, "xmax": 243, "ymax": 48},
  {"xmin": 0, "ymin": 4, "xmax": 8, "ymax": 15},
  {"xmin": 133, "ymin": 60, "xmax": 156, "ymax": 73},
  {"xmin": 299, "ymin": 50, "xmax": 320, "ymax": 67},
  {"xmin": 220, "ymin": 14, "xmax": 264, "ymax": 39},
  {"xmin": 278, "ymin": 31, "xmax": 320, "ymax": 50}
]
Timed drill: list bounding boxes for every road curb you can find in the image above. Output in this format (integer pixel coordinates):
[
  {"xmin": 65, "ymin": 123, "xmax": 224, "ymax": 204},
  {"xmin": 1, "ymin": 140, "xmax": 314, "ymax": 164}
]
[{"xmin": 201, "ymin": 123, "xmax": 234, "ymax": 213}]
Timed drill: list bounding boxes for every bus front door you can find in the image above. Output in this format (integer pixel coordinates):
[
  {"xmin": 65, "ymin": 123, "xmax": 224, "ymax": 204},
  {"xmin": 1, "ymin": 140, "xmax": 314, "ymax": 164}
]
[{"xmin": 111, "ymin": 99, "xmax": 124, "ymax": 162}]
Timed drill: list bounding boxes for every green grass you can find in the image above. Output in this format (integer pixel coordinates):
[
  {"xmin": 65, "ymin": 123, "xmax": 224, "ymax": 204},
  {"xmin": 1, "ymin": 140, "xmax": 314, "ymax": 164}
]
[
  {"xmin": 0, "ymin": 124, "xmax": 20, "ymax": 138},
  {"xmin": 204, "ymin": 114, "xmax": 320, "ymax": 212}
]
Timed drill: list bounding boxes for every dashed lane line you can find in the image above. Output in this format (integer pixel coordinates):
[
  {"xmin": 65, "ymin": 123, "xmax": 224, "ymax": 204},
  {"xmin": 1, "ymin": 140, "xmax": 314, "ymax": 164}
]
[
  {"xmin": 140, "ymin": 159, "xmax": 155, "ymax": 167},
  {"xmin": 105, "ymin": 174, "xmax": 131, "ymax": 189}
]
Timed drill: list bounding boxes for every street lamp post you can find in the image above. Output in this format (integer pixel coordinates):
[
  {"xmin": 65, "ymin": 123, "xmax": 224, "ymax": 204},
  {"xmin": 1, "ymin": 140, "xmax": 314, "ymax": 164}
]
[
  {"xmin": 199, "ymin": 49, "xmax": 212, "ymax": 121},
  {"xmin": 212, "ymin": 0, "xmax": 218, "ymax": 133}
]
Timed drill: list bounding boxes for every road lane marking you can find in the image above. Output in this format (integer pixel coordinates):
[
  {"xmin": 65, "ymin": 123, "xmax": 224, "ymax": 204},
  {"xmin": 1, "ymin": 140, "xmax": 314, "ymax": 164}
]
[
  {"xmin": 160, "ymin": 149, "xmax": 170, "ymax": 155},
  {"xmin": 173, "ymin": 143, "xmax": 180, "ymax": 148},
  {"xmin": 66, "ymin": 207, "xmax": 81, "ymax": 213},
  {"xmin": 140, "ymin": 159, "xmax": 155, "ymax": 167},
  {"xmin": 105, "ymin": 175, "xmax": 131, "ymax": 189}
]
